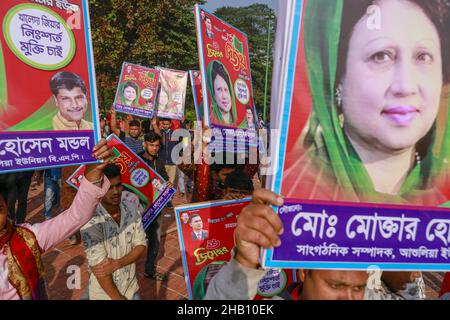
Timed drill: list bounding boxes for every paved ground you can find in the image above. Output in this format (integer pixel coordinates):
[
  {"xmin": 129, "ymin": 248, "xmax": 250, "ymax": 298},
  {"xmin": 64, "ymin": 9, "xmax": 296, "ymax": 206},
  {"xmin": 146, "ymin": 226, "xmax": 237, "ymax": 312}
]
[{"xmin": 23, "ymin": 179, "xmax": 444, "ymax": 300}]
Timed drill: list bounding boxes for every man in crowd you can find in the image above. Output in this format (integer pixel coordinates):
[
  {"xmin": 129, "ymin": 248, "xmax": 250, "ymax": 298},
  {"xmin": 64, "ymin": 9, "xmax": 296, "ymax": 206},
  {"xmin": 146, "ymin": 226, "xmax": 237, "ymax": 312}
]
[
  {"xmin": 81, "ymin": 163, "xmax": 147, "ymax": 300},
  {"xmin": 110, "ymin": 107, "xmax": 144, "ymax": 155},
  {"xmin": 0, "ymin": 140, "xmax": 112, "ymax": 300},
  {"xmin": 50, "ymin": 71, "xmax": 93, "ymax": 131},
  {"xmin": 0, "ymin": 171, "xmax": 35, "ymax": 224},
  {"xmin": 153, "ymin": 118, "xmax": 178, "ymax": 208},
  {"xmin": 138, "ymin": 131, "xmax": 171, "ymax": 281},
  {"xmin": 202, "ymin": 189, "xmax": 369, "ymax": 300}
]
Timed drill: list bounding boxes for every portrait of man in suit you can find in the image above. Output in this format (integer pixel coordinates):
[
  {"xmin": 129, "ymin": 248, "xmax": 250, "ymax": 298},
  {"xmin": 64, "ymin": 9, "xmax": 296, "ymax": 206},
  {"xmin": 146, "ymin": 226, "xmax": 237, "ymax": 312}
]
[{"xmin": 188, "ymin": 213, "xmax": 208, "ymax": 241}]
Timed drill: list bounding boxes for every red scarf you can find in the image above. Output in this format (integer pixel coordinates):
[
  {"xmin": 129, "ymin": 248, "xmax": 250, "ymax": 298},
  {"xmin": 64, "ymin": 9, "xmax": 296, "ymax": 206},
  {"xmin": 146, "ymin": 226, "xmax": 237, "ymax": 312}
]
[{"xmin": 0, "ymin": 221, "xmax": 46, "ymax": 300}]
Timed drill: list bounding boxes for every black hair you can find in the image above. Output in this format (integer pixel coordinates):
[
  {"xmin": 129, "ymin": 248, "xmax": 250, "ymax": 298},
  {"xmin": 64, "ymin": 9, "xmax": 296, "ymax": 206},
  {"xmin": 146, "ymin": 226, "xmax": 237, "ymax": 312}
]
[
  {"xmin": 129, "ymin": 119, "xmax": 141, "ymax": 128},
  {"xmin": 0, "ymin": 181, "xmax": 8, "ymax": 206},
  {"xmin": 211, "ymin": 61, "xmax": 232, "ymax": 96},
  {"xmin": 144, "ymin": 131, "xmax": 162, "ymax": 144},
  {"xmin": 336, "ymin": 0, "xmax": 450, "ymax": 85},
  {"xmin": 122, "ymin": 81, "xmax": 139, "ymax": 94},
  {"xmin": 103, "ymin": 163, "xmax": 121, "ymax": 180},
  {"xmin": 159, "ymin": 117, "xmax": 172, "ymax": 123},
  {"xmin": 187, "ymin": 213, "xmax": 201, "ymax": 224},
  {"xmin": 210, "ymin": 162, "xmax": 237, "ymax": 173},
  {"xmin": 50, "ymin": 71, "xmax": 87, "ymax": 96},
  {"xmin": 224, "ymin": 170, "xmax": 254, "ymax": 193}
]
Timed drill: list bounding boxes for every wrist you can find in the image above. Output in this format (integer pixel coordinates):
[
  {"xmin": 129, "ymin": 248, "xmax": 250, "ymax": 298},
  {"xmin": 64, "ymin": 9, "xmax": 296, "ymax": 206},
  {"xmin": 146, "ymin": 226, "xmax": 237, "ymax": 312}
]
[{"xmin": 235, "ymin": 250, "xmax": 259, "ymax": 270}]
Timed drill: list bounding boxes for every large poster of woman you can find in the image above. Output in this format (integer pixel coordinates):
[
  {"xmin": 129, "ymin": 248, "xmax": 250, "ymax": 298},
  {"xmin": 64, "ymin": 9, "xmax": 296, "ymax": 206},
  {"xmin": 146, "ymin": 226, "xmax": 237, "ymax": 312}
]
[
  {"xmin": 0, "ymin": 0, "xmax": 100, "ymax": 173},
  {"xmin": 264, "ymin": 0, "xmax": 450, "ymax": 271},
  {"xmin": 194, "ymin": 5, "xmax": 258, "ymax": 150}
]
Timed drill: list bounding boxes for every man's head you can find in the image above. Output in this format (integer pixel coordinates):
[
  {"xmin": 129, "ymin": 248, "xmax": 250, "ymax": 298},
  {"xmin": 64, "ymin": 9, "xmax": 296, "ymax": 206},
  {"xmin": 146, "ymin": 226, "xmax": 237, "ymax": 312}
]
[
  {"xmin": 211, "ymin": 163, "xmax": 237, "ymax": 186},
  {"xmin": 299, "ymin": 269, "xmax": 368, "ymax": 300},
  {"xmin": 205, "ymin": 16, "xmax": 212, "ymax": 33},
  {"xmin": 0, "ymin": 182, "xmax": 8, "ymax": 231},
  {"xmin": 102, "ymin": 164, "xmax": 123, "ymax": 207},
  {"xmin": 144, "ymin": 131, "xmax": 162, "ymax": 157},
  {"xmin": 129, "ymin": 119, "xmax": 142, "ymax": 139},
  {"xmin": 160, "ymin": 118, "xmax": 172, "ymax": 131},
  {"xmin": 50, "ymin": 71, "xmax": 88, "ymax": 122},
  {"xmin": 188, "ymin": 214, "xmax": 203, "ymax": 232},
  {"xmin": 224, "ymin": 170, "xmax": 254, "ymax": 198}
]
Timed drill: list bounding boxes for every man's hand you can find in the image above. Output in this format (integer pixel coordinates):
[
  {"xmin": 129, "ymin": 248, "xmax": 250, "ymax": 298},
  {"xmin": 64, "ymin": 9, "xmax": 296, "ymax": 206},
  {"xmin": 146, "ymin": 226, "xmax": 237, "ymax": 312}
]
[
  {"xmin": 234, "ymin": 189, "xmax": 284, "ymax": 269},
  {"xmin": 84, "ymin": 139, "xmax": 114, "ymax": 183},
  {"xmin": 166, "ymin": 181, "xmax": 174, "ymax": 189},
  {"xmin": 92, "ymin": 258, "xmax": 120, "ymax": 277}
]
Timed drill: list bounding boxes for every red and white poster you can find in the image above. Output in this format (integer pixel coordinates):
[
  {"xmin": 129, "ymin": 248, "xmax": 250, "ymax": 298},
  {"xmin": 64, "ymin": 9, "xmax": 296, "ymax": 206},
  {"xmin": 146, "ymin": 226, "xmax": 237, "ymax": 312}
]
[
  {"xmin": 194, "ymin": 5, "xmax": 258, "ymax": 151},
  {"xmin": 114, "ymin": 62, "xmax": 160, "ymax": 119},
  {"xmin": 0, "ymin": 0, "xmax": 101, "ymax": 173},
  {"xmin": 175, "ymin": 199, "xmax": 295, "ymax": 300}
]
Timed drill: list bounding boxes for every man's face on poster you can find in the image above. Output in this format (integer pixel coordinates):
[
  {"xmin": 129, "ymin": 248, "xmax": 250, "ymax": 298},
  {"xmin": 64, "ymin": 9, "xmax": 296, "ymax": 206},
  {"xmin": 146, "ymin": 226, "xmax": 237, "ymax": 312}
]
[
  {"xmin": 205, "ymin": 18, "xmax": 212, "ymax": 34},
  {"xmin": 190, "ymin": 215, "xmax": 203, "ymax": 232},
  {"xmin": 54, "ymin": 87, "xmax": 88, "ymax": 122}
]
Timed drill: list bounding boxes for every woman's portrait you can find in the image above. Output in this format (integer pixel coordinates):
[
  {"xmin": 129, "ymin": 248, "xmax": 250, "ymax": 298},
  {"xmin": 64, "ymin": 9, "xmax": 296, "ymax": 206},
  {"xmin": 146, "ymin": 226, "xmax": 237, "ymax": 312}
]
[
  {"xmin": 208, "ymin": 60, "xmax": 237, "ymax": 126},
  {"xmin": 119, "ymin": 81, "xmax": 139, "ymax": 107},
  {"xmin": 282, "ymin": 0, "xmax": 450, "ymax": 207}
]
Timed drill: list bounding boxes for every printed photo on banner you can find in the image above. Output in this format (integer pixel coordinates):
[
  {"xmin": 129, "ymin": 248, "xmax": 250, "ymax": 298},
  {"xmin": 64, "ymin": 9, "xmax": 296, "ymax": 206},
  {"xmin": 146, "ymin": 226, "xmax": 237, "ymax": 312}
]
[
  {"xmin": 194, "ymin": 5, "xmax": 258, "ymax": 150},
  {"xmin": 175, "ymin": 199, "xmax": 295, "ymax": 300},
  {"xmin": 67, "ymin": 134, "xmax": 176, "ymax": 230},
  {"xmin": 189, "ymin": 70, "xmax": 203, "ymax": 123},
  {"xmin": 0, "ymin": 0, "xmax": 100, "ymax": 173},
  {"xmin": 113, "ymin": 62, "xmax": 160, "ymax": 119},
  {"xmin": 155, "ymin": 67, "xmax": 188, "ymax": 121},
  {"xmin": 263, "ymin": 0, "xmax": 450, "ymax": 271}
]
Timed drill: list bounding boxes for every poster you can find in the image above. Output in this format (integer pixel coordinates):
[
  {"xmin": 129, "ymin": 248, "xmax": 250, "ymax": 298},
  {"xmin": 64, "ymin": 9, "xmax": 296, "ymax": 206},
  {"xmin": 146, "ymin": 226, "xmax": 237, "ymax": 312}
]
[
  {"xmin": 0, "ymin": 0, "xmax": 100, "ymax": 173},
  {"xmin": 155, "ymin": 67, "xmax": 188, "ymax": 121},
  {"xmin": 113, "ymin": 62, "xmax": 160, "ymax": 119},
  {"xmin": 189, "ymin": 70, "xmax": 203, "ymax": 123},
  {"xmin": 194, "ymin": 5, "xmax": 258, "ymax": 151},
  {"xmin": 67, "ymin": 134, "xmax": 176, "ymax": 230},
  {"xmin": 263, "ymin": 0, "xmax": 450, "ymax": 270},
  {"xmin": 175, "ymin": 199, "xmax": 295, "ymax": 300}
]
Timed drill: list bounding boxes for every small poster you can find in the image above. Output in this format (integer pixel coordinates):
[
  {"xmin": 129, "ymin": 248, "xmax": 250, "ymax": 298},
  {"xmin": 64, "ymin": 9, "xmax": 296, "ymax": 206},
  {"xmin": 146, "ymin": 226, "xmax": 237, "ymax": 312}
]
[
  {"xmin": 155, "ymin": 67, "xmax": 188, "ymax": 121},
  {"xmin": 114, "ymin": 62, "xmax": 160, "ymax": 119}
]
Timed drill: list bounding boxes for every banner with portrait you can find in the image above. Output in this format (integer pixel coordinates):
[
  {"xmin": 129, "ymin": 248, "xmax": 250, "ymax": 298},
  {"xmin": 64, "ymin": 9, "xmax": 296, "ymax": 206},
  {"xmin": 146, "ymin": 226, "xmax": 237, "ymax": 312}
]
[
  {"xmin": 0, "ymin": 0, "xmax": 101, "ymax": 173},
  {"xmin": 175, "ymin": 199, "xmax": 295, "ymax": 300},
  {"xmin": 67, "ymin": 134, "xmax": 176, "ymax": 230},
  {"xmin": 155, "ymin": 67, "xmax": 188, "ymax": 121},
  {"xmin": 194, "ymin": 5, "xmax": 258, "ymax": 152},
  {"xmin": 262, "ymin": 0, "xmax": 450, "ymax": 271},
  {"xmin": 114, "ymin": 62, "xmax": 160, "ymax": 119},
  {"xmin": 189, "ymin": 70, "xmax": 203, "ymax": 123}
]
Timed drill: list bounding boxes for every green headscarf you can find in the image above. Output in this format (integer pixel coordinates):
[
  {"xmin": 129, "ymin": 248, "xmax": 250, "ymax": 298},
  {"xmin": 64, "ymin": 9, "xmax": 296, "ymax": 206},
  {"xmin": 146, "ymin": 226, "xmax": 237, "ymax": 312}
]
[
  {"xmin": 301, "ymin": 0, "xmax": 449, "ymax": 203},
  {"xmin": 0, "ymin": 42, "xmax": 7, "ymax": 114},
  {"xmin": 208, "ymin": 61, "xmax": 237, "ymax": 126}
]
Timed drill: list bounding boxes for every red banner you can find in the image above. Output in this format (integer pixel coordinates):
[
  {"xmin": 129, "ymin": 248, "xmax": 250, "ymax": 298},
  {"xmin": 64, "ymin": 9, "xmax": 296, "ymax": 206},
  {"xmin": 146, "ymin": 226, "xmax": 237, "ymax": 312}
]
[{"xmin": 175, "ymin": 199, "xmax": 294, "ymax": 300}]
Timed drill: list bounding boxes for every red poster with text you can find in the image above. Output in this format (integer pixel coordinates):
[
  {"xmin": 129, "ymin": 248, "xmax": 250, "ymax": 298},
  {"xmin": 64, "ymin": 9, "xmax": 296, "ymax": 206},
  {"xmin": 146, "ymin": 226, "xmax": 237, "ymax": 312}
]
[
  {"xmin": 175, "ymin": 199, "xmax": 294, "ymax": 300},
  {"xmin": 194, "ymin": 5, "xmax": 258, "ymax": 151},
  {"xmin": 114, "ymin": 62, "xmax": 160, "ymax": 119}
]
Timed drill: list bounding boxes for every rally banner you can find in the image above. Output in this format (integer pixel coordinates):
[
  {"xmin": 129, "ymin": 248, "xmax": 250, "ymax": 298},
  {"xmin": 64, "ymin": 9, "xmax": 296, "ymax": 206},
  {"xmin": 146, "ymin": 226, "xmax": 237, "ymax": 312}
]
[
  {"xmin": 189, "ymin": 70, "xmax": 203, "ymax": 123},
  {"xmin": 67, "ymin": 134, "xmax": 176, "ymax": 230},
  {"xmin": 175, "ymin": 199, "xmax": 295, "ymax": 300},
  {"xmin": 194, "ymin": 5, "xmax": 258, "ymax": 152},
  {"xmin": 155, "ymin": 67, "xmax": 188, "ymax": 121},
  {"xmin": 113, "ymin": 62, "xmax": 160, "ymax": 119},
  {"xmin": 0, "ymin": 0, "xmax": 100, "ymax": 173},
  {"xmin": 263, "ymin": 0, "xmax": 450, "ymax": 270}
]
